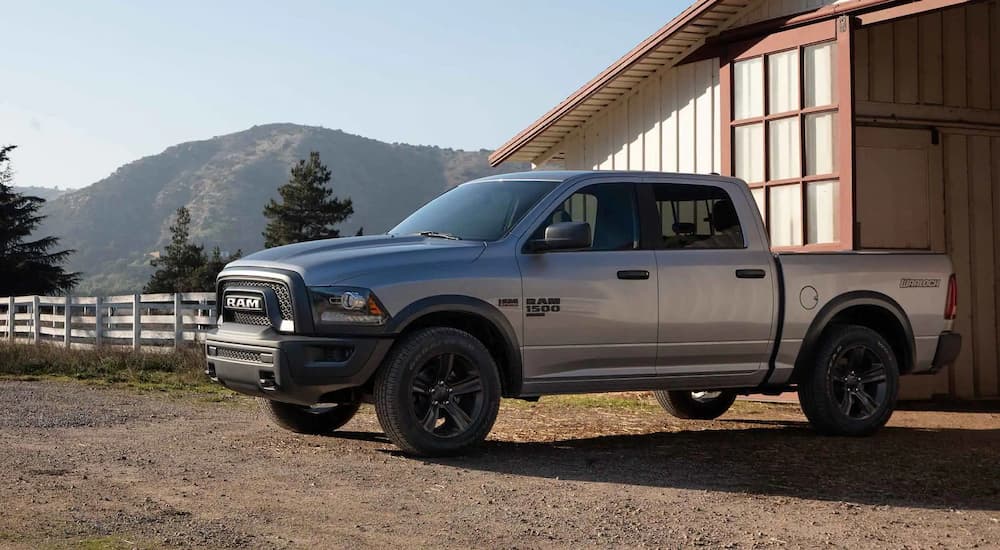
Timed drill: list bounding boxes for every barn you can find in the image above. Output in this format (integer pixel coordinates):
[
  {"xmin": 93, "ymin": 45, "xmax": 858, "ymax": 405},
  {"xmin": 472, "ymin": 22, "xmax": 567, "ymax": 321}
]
[{"xmin": 490, "ymin": 0, "xmax": 1000, "ymax": 400}]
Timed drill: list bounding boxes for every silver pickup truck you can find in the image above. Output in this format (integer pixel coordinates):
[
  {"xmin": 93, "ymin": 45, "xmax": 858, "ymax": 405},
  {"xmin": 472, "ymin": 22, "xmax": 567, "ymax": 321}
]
[{"xmin": 206, "ymin": 171, "xmax": 960, "ymax": 456}]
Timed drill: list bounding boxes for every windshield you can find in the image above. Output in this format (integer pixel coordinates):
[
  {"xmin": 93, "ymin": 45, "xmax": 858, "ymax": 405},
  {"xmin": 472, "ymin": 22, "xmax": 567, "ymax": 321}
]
[{"xmin": 389, "ymin": 180, "xmax": 559, "ymax": 241}]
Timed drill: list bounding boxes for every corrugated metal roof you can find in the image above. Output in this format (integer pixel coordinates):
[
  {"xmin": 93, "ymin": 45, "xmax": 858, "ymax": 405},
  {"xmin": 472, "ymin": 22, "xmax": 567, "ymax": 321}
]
[{"xmin": 489, "ymin": 0, "xmax": 755, "ymax": 166}]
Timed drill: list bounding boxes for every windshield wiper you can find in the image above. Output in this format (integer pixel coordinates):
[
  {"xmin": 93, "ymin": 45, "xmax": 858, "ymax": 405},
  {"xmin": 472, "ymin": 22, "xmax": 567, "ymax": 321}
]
[{"xmin": 417, "ymin": 231, "xmax": 461, "ymax": 240}]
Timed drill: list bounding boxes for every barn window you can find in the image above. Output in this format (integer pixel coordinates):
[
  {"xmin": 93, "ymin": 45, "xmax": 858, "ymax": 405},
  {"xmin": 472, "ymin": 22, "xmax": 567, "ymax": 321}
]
[{"xmin": 726, "ymin": 28, "xmax": 843, "ymax": 249}]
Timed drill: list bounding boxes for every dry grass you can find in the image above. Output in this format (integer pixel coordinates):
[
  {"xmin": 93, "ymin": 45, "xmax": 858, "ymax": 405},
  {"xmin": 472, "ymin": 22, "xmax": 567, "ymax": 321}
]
[
  {"xmin": 0, "ymin": 344, "xmax": 798, "ymax": 414},
  {"xmin": 0, "ymin": 343, "xmax": 228, "ymax": 395}
]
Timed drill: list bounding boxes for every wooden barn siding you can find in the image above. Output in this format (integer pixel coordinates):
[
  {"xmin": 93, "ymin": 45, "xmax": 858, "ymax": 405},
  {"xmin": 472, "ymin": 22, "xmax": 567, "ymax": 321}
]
[
  {"xmin": 562, "ymin": 58, "xmax": 721, "ymax": 174},
  {"xmin": 854, "ymin": 2, "xmax": 1000, "ymax": 399},
  {"xmin": 854, "ymin": 3, "xmax": 1000, "ymax": 110}
]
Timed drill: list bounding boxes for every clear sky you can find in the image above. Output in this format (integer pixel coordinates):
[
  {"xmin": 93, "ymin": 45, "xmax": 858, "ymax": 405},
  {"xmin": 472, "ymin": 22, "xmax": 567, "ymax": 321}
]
[{"xmin": 1, "ymin": 1, "xmax": 686, "ymax": 189}]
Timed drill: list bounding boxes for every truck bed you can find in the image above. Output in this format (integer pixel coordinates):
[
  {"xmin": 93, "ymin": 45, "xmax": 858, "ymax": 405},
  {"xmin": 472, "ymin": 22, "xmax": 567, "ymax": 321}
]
[{"xmin": 769, "ymin": 251, "xmax": 954, "ymax": 385}]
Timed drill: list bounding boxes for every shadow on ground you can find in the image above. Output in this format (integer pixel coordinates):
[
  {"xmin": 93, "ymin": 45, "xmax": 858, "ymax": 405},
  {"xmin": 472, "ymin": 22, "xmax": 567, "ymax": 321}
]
[{"xmin": 395, "ymin": 421, "xmax": 1000, "ymax": 511}]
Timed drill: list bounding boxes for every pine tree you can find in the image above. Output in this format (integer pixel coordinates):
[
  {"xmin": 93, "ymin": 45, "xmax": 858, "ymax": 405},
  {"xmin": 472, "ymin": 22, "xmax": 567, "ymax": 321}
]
[
  {"xmin": 145, "ymin": 207, "xmax": 240, "ymax": 292},
  {"xmin": 197, "ymin": 246, "xmax": 241, "ymax": 288},
  {"xmin": 0, "ymin": 145, "xmax": 80, "ymax": 295},
  {"xmin": 263, "ymin": 152, "xmax": 353, "ymax": 248}
]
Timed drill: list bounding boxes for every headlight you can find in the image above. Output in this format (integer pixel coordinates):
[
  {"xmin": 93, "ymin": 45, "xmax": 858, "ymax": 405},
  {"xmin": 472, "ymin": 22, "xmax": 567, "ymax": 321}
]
[{"xmin": 308, "ymin": 287, "xmax": 389, "ymax": 326}]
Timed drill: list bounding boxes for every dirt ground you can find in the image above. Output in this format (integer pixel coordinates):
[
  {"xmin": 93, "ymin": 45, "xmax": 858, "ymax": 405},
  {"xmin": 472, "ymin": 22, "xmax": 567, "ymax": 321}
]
[{"xmin": 0, "ymin": 381, "xmax": 997, "ymax": 549}]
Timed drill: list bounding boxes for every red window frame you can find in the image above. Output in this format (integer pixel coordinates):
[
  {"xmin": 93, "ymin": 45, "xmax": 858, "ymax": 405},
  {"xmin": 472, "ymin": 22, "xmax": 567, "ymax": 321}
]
[{"xmin": 720, "ymin": 18, "xmax": 855, "ymax": 251}]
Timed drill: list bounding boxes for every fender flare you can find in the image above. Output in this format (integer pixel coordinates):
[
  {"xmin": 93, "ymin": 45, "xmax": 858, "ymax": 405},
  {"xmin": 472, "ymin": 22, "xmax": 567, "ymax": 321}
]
[
  {"xmin": 794, "ymin": 290, "xmax": 916, "ymax": 378},
  {"xmin": 387, "ymin": 295, "xmax": 523, "ymax": 396}
]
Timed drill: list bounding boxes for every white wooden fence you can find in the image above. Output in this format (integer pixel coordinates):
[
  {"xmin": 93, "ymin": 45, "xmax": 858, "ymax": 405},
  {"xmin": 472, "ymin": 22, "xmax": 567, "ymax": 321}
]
[{"xmin": 0, "ymin": 293, "xmax": 217, "ymax": 350}]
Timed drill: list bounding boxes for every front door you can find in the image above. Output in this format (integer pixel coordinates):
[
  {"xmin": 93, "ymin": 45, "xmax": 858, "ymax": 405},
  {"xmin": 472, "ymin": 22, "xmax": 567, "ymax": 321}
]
[{"xmin": 517, "ymin": 182, "xmax": 659, "ymax": 386}]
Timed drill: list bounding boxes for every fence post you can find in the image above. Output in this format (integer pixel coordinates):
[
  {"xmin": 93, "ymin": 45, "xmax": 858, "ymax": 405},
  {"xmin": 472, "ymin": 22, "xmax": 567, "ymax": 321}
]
[
  {"xmin": 174, "ymin": 293, "xmax": 183, "ymax": 350},
  {"xmin": 202, "ymin": 296, "xmax": 213, "ymax": 330},
  {"xmin": 64, "ymin": 295, "xmax": 72, "ymax": 348},
  {"xmin": 94, "ymin": 296, "xmax": 103, "ymax": 348},
  {"xmin": 7, "ymin": 296, "xmax": 14, "ymax": 343},
  {"xmin": 31, "ymin": 296, "xmax": 40, "ymax": 344},
  {"xmin": 132, "ymin": 294, "xmax": 141, "ymax": 351}
]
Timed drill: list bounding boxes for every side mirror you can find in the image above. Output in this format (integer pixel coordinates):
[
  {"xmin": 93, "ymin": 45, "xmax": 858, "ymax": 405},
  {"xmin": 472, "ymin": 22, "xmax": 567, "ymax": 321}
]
[{"xmin": 530, "ymin": 221, "xmax": 592, "ymax": 252}]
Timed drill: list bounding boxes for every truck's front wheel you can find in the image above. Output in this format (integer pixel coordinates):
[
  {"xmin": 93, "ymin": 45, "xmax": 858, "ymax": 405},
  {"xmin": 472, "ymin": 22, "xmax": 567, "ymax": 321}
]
[
  {"xmin": 654, "ymin": 390, "xmax": 737, "ymax": 420},
  {"xmin": 374, "ymin": 327, "xmax": 501, "ymax": 457},
  {"xmin": 259, "ymin": 398, "xmax": 361, "ymax": 434},
  {"xmin": 798, "ymin": 325, "xmax": 899, "ymax": 436}
]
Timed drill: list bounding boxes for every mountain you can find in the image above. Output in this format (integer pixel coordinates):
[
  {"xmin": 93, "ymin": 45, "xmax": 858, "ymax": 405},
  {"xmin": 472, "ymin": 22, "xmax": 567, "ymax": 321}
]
[
  {"xmin": 15, "ymin": 186, "xmax": 67, "ymax": 201},
  {"xmin": 38, "ymin": 123, "xmax": 526, "ymax": 294}
]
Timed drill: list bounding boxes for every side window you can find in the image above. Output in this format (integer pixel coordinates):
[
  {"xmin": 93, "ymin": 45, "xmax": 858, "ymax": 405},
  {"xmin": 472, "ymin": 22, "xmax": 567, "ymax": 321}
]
[
  {"xmin": 532, "ymin": 183, "xmax": 639, "ymax": 251},
  {"xmin": 653, "ymin": 184, "xmax": 745, "ymax": 249}
]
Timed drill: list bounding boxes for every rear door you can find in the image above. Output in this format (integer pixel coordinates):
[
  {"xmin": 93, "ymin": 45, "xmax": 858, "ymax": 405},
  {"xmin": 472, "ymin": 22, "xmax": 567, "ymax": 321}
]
[
  {"xmin": 517, "ymin": 181, "xmax": 659, "ymax": 384},
  {"xmin": 646, "ymin": 180, "xmax": 776, "ymax": 375}
]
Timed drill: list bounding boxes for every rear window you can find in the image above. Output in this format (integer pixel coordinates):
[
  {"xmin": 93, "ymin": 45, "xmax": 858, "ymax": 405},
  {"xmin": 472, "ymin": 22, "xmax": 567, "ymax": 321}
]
[{"xmin": 652, "ymin": 184, "xmax": 745, "ymax": 249}]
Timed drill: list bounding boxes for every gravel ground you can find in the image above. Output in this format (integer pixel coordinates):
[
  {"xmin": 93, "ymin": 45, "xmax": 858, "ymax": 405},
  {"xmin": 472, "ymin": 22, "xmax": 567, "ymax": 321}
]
[{"xmin": 0, "ymin": 380, "xmax": 998, "ymax": 549}]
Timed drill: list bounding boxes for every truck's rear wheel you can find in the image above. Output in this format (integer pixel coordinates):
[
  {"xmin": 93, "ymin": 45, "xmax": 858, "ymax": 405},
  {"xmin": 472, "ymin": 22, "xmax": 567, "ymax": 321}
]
[
  {"xmin": 374, "ymin": 327, "xmax": 501, "ymax": 457},
  {"xmin": 654, "ymin": 390, "xmax": 737, "ymax": 420},
  {"xmin": 798, "ymin": 325, "xmax": 899, "ymax": 436},
  {"xmin": 259, "ymin": 398, "xmax": 360, "ymax": 434}
]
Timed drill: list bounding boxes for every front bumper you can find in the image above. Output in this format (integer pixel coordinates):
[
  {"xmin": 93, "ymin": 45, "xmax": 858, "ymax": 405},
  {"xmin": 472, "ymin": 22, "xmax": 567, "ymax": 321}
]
[{"xmin": 205, "ymin": 324, "xmax": 393, "ymax": 406}]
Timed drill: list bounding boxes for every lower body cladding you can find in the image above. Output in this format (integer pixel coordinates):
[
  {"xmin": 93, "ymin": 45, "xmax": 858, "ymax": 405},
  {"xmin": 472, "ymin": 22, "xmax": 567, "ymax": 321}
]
[{"xmin": 205, "ymin": 325, "xmax": 393, "ymax": 406}]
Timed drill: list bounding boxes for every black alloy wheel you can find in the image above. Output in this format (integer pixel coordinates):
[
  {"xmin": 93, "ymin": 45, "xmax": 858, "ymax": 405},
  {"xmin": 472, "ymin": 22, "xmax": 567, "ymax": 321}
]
[
  {"xmin": 798, "ymin": 324, "xmax": 899, "ymax": 436},
  {"xmin": 411, "ymin": 352, "xmax": 485, "ymax": 437},
  {"xmin": 828, "ymin": 344, "xmax": 889, "ymax": 420},
  {"xmin": 374, "ymin": 327, "xmax": 501, "ymax": 456}
]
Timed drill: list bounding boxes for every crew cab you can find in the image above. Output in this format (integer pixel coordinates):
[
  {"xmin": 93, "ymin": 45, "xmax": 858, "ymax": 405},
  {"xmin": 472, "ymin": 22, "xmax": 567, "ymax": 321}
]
[{"xmin": 206, "ymin": 171, "xmax": 961, "ymax": 456}]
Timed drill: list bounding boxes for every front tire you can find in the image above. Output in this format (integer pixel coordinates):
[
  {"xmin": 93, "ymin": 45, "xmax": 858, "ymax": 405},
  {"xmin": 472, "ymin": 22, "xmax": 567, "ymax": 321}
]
[
  {"xmin": 259, "ymin": 398, "xmax": 361, "ymax": 434},
  {"xmin": 374, "ymin": 327, "xmax": 501, "ymax": 457},
  {"xmin": 798, "ymin": 325, "xmax": 899, "ymax": 436},
  {"xmin": 654, "ymin": 390, "xmax": 737, "ymax": 420}
]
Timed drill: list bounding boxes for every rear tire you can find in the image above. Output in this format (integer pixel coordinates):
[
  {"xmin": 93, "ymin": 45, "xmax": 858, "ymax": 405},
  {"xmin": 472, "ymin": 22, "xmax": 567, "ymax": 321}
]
[
  {"xmin": 654, "ymin": 390, "xmax": 737, "ymax": 420},
  {"xmin": 374, "ymin": 327, "xmax": 501, "ymax": 457},
  {"xmin": 259, "ymin": 398, "xmax": 360, "ymax": 434},
  {"xmin": 798, "ymin": 325, "xmax": 899, "ymax": 436}
]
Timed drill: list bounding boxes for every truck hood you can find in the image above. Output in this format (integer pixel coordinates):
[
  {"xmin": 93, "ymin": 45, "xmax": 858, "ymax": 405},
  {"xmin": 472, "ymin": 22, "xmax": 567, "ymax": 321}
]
[{"xmin": 224, "ymin": 234, "xmax": 486, "ymax": 285}]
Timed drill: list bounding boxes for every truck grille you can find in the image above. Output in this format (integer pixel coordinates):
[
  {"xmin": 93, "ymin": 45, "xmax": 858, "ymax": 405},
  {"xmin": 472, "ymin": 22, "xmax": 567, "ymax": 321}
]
[
  {"xmin": 231, "ymin": 311, "xmax": 272, "ymax": 326},
  {"xmin": 216, "ymin": 347, "xmax": 263, "ymax": 363},
  {"xmin": 221, "ymin": 279, "xmax": 294, "ymax": 322}
]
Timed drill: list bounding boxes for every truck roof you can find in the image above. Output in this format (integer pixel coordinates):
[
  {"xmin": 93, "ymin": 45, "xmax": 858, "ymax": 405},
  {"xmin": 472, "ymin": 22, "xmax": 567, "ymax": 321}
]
[{"xmin": 469, "ymin": 170, "xmax": 746, "ymax": 186}]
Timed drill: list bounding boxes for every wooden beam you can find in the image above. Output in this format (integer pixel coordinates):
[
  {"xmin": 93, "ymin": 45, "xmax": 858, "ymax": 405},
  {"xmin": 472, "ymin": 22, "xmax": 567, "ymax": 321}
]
[
  {"xmin": 858, "ymin": 0, "xmax": 973, "ymax": 26},
  {"xmin": 856, "ymin": 101, "xmax": 1000, "ymax": 127},
  {"xmin": 720, "ymin": 55, "xmax": 733, "ymax": 177},
  {"xmin": 711, "ymin": 0, "xmax": 896, "ymax": 45},
  {"xmin": 730, "ymin": 20, "xmax": 837, "ymax": 60},
  {"xmin": 838, "ymin": 16, "xmax": 857, "ymax": 250}
]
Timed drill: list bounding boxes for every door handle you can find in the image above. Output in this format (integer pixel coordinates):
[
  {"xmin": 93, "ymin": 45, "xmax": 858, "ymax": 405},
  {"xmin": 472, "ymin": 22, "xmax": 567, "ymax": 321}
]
[
  {"xmin": 735, "ymin": 269, "xmax": 766, "ymax": 279},
  {"xmin": 617, "ymin": 270, "xmax": 650, "ymax": 280}
]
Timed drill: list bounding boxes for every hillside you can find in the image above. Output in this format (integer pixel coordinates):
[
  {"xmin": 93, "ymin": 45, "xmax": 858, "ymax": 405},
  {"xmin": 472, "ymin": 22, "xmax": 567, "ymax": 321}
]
[
  {"xmin": 14, "ymin": 186, "xmax": 67, "ymax": 201},
  {"xmin": 39, "ymin": 123, "xmax": 525, "ymax": 294}
]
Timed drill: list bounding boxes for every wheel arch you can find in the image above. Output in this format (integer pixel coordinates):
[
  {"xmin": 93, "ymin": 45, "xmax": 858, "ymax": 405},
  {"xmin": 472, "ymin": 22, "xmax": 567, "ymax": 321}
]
[
  {"xmin": 386, "ymin": 295, "xmax": 523, "ymax": 397},
  {"xmin": 792, "ymin": 291, "xmax": 915, "ymax": 382}
]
